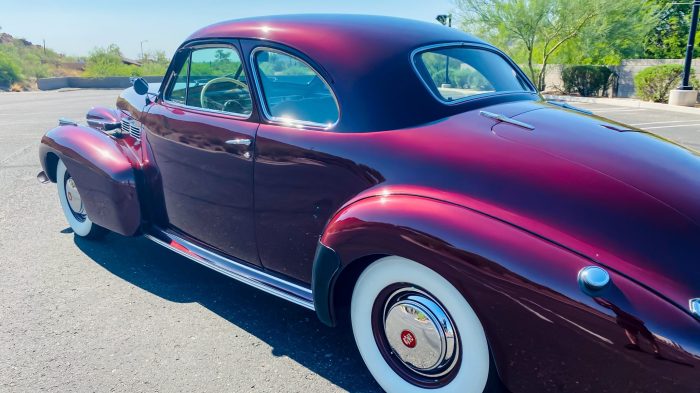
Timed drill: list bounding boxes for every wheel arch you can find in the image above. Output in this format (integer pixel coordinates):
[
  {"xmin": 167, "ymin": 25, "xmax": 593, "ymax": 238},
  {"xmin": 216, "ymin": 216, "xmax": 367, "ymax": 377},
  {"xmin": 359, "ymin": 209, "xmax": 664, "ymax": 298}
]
[
  {"xmin": 39, "ymin": 125, "xmax": 142, "ymax": 236},
  {"xmin": 312, "ymin": 193, "xmax": 605, "ymax": 391}
]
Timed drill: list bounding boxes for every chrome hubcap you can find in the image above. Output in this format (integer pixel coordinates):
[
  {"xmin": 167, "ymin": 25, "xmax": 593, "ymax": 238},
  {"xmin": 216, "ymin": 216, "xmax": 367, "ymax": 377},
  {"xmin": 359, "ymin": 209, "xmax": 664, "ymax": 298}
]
[
  {"xmin": 382, "ymin": 288, "xmax": 459, "ymax": 378},
  {"xmin": 65, "ymin": 177, "xmax": 85, "ymax": 218}
]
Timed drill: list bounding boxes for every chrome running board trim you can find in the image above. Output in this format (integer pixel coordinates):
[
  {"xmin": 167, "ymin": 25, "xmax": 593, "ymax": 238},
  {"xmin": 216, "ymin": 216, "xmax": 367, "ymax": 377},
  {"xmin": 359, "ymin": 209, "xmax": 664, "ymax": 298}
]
[{"xmin": 145, "ymin": 229, "xmax": 314, "ymax": 311}]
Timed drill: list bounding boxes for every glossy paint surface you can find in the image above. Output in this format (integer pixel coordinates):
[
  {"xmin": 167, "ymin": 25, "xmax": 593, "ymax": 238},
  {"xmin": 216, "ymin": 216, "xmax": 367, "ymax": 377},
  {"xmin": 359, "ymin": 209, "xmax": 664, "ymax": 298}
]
[
  {"xmin": 190, "ymin": 15, "xmax": 538, "ymax": 132},
  {"xmin": 321, "ymin": 195, "xmax": 700, "ymax": 392},
  {"xmin": 39, "ymin": 15, "xmax": 700, "ymax": 393},
  {"xmin": 144, "ymin": 102, "xmax": 260, "ymax": 264},
  {"xmin": 39, "ymin": 125, "xmax": 141, "ymax": 235}
]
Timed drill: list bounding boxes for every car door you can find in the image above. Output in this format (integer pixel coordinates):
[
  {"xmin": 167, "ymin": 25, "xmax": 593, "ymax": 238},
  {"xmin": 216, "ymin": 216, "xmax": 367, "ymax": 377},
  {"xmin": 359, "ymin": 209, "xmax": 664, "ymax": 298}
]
[
  {"xmin": 248, "ymin": 44, "xmax": 375, "ymax": 283},
  {"xmin": 145, "ymin": 42, "xmax": 260, "ymax": 264}
]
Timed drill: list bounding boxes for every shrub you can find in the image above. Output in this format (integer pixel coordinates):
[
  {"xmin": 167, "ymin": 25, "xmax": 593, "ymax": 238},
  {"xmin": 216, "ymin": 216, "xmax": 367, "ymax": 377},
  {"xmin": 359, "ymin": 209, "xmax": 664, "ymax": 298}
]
[
  {"xmin": 0, "ymin": 52, "xmax": 22, "ymax": 87},
  {"xmin": 634, "ymin": 64, "xmax": 697, "ymax": 103},
  {"xmin": 83, "ymin": 44, "xmax": 167, "ymax": 77},
  {"xmin": 561, "ymin": 65, "xmax": 613, "ymax": 97}
]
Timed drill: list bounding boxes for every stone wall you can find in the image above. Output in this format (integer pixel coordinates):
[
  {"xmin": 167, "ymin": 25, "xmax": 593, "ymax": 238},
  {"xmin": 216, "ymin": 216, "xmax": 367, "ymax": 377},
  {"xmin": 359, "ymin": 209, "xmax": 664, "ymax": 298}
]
[{"xmin": 540, "ymin": 59, "xmax": 700, "ymax": 98}]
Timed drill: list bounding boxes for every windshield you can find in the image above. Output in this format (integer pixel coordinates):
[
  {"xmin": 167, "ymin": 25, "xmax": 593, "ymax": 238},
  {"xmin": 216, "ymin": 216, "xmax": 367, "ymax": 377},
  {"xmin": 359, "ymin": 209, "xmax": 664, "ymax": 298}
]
[{"xmin": 414, "ymin": 46, "xmax": 533, "ymax": 103}]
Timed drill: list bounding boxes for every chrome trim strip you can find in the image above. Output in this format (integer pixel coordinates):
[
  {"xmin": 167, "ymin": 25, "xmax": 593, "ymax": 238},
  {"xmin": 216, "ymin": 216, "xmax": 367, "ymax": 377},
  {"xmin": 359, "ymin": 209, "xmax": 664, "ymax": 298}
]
[
  {"xmin": 409, "ymin": 42, "xmax": 537, "ymax": 106},
  {"xmin": 479, "ymin": 110, "xmax": 535, "ymax": 130},
  {"xmin": 162, "ymin": 99, "xmax": 253, "ymax": 120},
  {"xmin": 249, "ymin": 46, "xmax": 340, "ymax": 130},
  {"xmin": 145, "ymin": 230, "xmax": 314, "ymax": 310},
  {"xmin": 547, "ymin": 100, "xmax": 594, "ymax": 115}
]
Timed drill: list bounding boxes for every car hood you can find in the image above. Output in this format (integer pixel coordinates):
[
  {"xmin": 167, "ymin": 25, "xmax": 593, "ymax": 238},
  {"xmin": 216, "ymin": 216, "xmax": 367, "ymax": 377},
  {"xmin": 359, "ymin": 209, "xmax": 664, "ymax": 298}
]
[{"xmin": 392, "ymin": 101, "xmax": 700, "ymax": 313}]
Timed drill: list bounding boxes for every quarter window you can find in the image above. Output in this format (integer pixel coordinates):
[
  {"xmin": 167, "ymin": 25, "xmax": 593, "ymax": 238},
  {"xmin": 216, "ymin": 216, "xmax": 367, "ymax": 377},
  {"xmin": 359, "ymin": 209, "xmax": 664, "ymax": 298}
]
[
  {"xmin": 254, "ymin": 49, "xmax": 339, "ymax": 127},
  {"xmin": 415, "ymin": 47, "xmax": 533, "ymax": 102}
]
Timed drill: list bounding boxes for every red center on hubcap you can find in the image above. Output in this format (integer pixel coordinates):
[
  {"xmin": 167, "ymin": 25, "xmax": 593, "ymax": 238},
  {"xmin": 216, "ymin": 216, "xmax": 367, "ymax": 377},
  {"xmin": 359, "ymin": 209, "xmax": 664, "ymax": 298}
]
[{"xmin": 400, "ymin": 330, "xmax": 416, "ymax": 348}]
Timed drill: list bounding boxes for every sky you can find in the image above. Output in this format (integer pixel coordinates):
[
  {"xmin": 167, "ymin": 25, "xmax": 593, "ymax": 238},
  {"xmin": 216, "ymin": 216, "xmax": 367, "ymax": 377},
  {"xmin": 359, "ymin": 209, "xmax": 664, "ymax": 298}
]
[{"xmin": 1, "ymin": 0, "xmax": 455, "ymax": 59}]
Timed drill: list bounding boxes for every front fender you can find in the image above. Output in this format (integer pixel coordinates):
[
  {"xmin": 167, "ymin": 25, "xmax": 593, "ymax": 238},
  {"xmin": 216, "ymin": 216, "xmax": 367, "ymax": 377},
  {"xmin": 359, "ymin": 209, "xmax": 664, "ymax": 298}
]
[
  {"xmin": 315, "ymin": 194, "xmax": 700, "ymax": 392},
  {"xmin": 39, "ymin": 125, "xmax": 141, "ymax": 236}
]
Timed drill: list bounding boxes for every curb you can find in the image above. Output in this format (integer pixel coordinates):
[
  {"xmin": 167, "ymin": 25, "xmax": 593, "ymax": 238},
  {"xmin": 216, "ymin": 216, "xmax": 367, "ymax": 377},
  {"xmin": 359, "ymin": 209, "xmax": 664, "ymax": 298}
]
[{"xmin": 544, "ymin": 95, "xmax": 700, "ymax": 115}]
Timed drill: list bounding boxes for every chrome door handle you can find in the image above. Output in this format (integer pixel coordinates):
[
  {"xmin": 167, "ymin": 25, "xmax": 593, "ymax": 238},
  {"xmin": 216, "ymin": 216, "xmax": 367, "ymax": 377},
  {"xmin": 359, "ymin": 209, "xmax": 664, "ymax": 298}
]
[{"xmin": 225, "ymin": 138, "xmax": 252, "ymax": 146}]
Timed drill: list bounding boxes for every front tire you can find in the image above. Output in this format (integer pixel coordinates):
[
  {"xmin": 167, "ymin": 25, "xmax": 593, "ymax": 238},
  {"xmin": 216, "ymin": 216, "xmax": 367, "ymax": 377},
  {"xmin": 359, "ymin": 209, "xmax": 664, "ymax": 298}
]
[
  {"xmin": 56, "ymin": 159, "xmax": 108, "ymax": 239},
  {"xmin": 351, "ymin": 256, "xmax": 491, "ymax": 393}
]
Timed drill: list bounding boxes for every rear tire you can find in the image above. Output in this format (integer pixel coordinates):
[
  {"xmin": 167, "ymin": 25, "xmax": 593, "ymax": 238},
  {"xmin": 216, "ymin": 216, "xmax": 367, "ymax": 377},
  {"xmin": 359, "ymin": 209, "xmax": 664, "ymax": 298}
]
[
  {"xmin": 351, "ymin": 256, "xmax": 491, "ymax": 393},
  {"xmin": 56, "ymin": 159, "xmax": 108, "ymax": 239}
]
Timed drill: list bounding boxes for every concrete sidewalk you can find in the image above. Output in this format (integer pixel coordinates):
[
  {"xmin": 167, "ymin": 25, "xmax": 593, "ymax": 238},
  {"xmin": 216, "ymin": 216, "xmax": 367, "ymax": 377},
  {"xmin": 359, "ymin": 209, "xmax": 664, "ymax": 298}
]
[{"xmin": 544, "ymin": 94, "xmax": 700, "ymax": 115}]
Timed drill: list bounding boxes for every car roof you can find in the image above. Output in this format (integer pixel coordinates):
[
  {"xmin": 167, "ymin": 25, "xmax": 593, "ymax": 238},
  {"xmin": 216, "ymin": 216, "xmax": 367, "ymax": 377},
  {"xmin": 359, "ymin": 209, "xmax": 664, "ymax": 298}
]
[
  {"xmin": 187, "ymin": 14, "xmax": 484, "ymax": 54},
  {"xmin": 184, "ymin": 15, "xmax": 532, "ymax": 132}
]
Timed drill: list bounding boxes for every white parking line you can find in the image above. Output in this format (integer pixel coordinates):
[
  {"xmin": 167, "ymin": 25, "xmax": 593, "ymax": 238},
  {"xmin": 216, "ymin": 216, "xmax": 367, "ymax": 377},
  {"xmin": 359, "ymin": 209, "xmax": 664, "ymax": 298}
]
[
  {"xmin": 592, "ymin": 108, "xmax": 647, "ymax": 113},
  {"xmin": 643, "ymin": 123, "xmax": 700, "ymax": 130},
  {"xmin": 629, "ymin": 120, "xmax": 696, "ymax": 126}
]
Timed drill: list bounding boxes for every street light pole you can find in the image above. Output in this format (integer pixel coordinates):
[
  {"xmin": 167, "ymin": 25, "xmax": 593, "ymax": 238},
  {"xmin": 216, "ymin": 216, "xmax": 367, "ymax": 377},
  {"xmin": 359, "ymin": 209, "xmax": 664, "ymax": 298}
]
[
  {"xmin": 670, "ymin": 0, "xmax": 700, "ymax": 106},
  {"xmin": 681, "ymin": 0, "xmax": 700, "ymax": 89}
]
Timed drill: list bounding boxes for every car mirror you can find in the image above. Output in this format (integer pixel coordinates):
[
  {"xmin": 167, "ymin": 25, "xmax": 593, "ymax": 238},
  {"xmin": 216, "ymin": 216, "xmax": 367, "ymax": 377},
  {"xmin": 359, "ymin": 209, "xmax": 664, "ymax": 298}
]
[{"xmin": 132, "ymin": 77, "xmax": 149, "ymax": 95}]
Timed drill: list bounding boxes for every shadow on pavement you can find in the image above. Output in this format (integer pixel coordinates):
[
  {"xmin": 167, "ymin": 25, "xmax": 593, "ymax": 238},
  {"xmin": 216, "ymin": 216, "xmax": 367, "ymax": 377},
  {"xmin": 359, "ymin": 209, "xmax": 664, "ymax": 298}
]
[{"xmin": 73, "ymin": 232, "xmax": 382, "ymax": 393}]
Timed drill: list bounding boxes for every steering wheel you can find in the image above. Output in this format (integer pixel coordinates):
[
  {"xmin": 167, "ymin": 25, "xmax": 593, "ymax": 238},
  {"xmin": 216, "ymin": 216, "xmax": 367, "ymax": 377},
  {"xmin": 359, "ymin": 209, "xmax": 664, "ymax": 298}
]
[{"xmin": 200, "ymin": 77, "xmax": 249, "ymax": 110}]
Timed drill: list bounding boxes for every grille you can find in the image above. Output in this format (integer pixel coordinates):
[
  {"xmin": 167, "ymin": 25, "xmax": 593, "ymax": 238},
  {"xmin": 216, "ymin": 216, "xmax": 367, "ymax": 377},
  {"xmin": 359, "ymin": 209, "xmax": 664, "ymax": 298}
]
[{"xmin": 121, "ymin": 118, "xmax": 141, "ymax": 140}]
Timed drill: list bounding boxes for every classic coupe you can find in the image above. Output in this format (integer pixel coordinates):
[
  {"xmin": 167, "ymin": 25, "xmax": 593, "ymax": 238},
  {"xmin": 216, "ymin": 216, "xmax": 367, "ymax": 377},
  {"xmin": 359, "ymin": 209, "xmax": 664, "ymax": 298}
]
[{"xmin": 37, "ymin": 15, "xmax": 700, "ymax": 393}]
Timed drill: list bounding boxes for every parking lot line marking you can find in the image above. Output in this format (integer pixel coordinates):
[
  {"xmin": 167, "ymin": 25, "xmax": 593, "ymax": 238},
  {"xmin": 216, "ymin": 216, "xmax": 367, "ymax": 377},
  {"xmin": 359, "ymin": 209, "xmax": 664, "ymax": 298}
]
[
  {"xmin": 592, "ymin": 108, "xmax": 647, "ymax": 113},
  {"xmin": 643, "ymin": 123, "xmax": 700, "ymax": 130},
  {"xmin": 629, "ymin": 120, "xmax": 694, "ymax": 126}
]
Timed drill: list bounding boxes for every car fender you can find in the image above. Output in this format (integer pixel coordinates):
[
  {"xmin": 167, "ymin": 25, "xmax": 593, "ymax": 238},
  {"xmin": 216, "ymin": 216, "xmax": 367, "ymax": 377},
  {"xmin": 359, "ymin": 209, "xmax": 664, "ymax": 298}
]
[
  {"xmin": 39, "ymin": 125, "xmax": 141, "ymax": 236},
  {"xmin": 313, "ymin": 193, "xmax": 700, "ymax": 391}
]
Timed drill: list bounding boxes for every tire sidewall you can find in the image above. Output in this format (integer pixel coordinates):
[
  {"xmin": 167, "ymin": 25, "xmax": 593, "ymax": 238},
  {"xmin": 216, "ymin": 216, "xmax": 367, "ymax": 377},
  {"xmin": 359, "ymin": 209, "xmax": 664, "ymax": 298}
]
[
  {"xmin": 56, "ymin": 160, "xmax": 94, "ymax": 237},
  {"xmin": 351, "ymin": 256, "xmax": 490, "ymax": 393}
]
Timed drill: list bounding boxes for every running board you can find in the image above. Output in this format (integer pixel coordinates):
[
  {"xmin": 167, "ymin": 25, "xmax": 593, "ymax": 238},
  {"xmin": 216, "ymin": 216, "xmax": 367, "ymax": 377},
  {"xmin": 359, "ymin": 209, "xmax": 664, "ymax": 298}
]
[{"xmin": 144, "ymin": 229, "xmax": 315, "ymax": 311}]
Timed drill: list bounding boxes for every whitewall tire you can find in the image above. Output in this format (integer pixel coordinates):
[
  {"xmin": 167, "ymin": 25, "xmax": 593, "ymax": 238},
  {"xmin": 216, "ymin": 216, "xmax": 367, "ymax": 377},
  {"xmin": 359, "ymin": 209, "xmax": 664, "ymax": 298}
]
[
  {"xmin": 351, "ymin": 256, "xmax": 491, "ymax": 393},
  {"xmin": 56, "ymin": 159, "xmax": 107, "ymax": 239}
]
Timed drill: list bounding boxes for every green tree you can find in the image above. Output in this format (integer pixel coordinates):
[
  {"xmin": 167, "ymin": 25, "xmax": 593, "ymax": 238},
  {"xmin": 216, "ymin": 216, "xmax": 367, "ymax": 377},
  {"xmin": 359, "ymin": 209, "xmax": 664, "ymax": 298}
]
[
  {"xmin": 643, "ymin": 0, "xmax": 699, "ymax": 59},
  {"xmin": 556, "ymin": 0, "xmax": 655, "ymax": 65},
  {"xmin": 456, "ymin": 0, "xmax": 653, "ymax": 90}
]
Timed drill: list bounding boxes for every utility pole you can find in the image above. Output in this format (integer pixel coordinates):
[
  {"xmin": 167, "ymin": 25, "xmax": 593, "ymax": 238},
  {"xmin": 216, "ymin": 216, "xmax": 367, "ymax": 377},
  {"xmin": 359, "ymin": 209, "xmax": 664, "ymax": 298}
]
[
  {"xmin": 670, "ymin": 0, "xmax": 700, "ymax": 106},
  {"xmin": 140, "ymin": 40, "xmax": 148, "ymax": 63},
  {"xmin": 436, "ymin": 14, "xmax": 452, "ymax": 86}
]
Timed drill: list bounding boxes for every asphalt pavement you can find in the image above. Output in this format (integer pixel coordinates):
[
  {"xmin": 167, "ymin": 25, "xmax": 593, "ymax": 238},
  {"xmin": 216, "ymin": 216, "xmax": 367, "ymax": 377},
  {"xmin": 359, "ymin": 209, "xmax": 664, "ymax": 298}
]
[{"xmin": 1, "ymin": 90, "xmax": 699, "ymax": 393}]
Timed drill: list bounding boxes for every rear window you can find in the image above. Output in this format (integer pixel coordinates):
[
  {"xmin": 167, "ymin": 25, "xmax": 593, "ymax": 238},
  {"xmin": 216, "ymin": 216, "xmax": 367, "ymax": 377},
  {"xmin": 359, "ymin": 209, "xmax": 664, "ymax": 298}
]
[{"xmin": 414, "ymin": 46, "xmax": 533, "ymax": 103}]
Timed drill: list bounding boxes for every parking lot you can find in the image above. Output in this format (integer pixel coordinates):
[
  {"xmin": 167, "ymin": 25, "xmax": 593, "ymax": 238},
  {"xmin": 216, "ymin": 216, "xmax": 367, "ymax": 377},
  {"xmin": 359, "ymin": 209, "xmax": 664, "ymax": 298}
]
[{"xmin": 1, "ymin": 90, "xmax": 699, "ymax": 393}]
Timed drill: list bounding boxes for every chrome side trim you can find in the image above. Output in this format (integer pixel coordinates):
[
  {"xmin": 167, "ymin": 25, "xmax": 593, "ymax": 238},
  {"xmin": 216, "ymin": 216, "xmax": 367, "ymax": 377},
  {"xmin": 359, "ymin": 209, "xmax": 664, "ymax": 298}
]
[
  {"xmin": 249, "ymin": 46, "xmax": 340, "ymax": 130},
  {"xmin": 480, "ymin": 110, "xmax": 535, "ymax": 130},
  {"xmin": 547, "ymin": 100, "xmax": 594, "ymax": 115},
  {"xmin": 162, "ymin": 98, "xmax": 253, "ymax": 120},
  {"xmin": 145, "ymin": 230, "xmax": 314, "ymax": 310}
]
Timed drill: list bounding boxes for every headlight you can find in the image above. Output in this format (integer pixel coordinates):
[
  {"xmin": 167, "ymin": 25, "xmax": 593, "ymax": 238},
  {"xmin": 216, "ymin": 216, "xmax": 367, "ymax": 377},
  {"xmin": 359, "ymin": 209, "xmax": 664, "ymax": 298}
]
[{"xmin": 690, "ymin": 298, "xmax": 700, "ymax": 318}]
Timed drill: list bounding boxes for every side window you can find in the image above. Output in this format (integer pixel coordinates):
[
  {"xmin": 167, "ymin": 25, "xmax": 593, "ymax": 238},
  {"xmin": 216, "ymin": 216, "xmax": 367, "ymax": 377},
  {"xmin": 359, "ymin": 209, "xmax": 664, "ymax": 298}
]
[
  {"xmin": 166, "ymin": 54, "xmax": 189, "ymax": 104},
  {"xmin": 254, "ymin": 49, "xmax": 339, "ymax": 127},
  {"xmin": 187, "ymin": 47, "xmax": 252, "ymax": 116}
]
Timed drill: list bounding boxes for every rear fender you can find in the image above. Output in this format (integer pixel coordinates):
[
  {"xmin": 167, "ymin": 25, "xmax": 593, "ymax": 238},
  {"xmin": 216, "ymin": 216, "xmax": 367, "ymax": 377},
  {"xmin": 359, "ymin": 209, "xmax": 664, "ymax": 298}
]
[
  {"xmin": 314, "ymin": 194, "xmax": 700, "ymax": 391},
  {"xmin": 39, "ymin": 125, "xmax": 141, "ymax": 236}
]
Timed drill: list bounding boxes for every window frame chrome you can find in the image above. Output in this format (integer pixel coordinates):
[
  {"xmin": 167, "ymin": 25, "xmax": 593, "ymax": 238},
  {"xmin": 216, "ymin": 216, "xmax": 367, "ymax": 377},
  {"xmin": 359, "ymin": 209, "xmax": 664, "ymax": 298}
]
[
  {"xmin": 410, "ymin": 42, "xmax": 537, "ymax": 106},
  {"xmin": 249, "ymin": 46, "xmax": 340, "ymax": 131},
  {"xmin": 162, "ymin": 43, "xmax": 254, "ymax": 120}
]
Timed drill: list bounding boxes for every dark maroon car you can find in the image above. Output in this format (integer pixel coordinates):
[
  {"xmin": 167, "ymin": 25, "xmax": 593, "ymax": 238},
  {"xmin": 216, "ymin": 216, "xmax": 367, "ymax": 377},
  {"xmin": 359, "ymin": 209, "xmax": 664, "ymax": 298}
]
[{"xmin": 37, "ymin": 14, "xmax": 700, "ymax": 393}]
